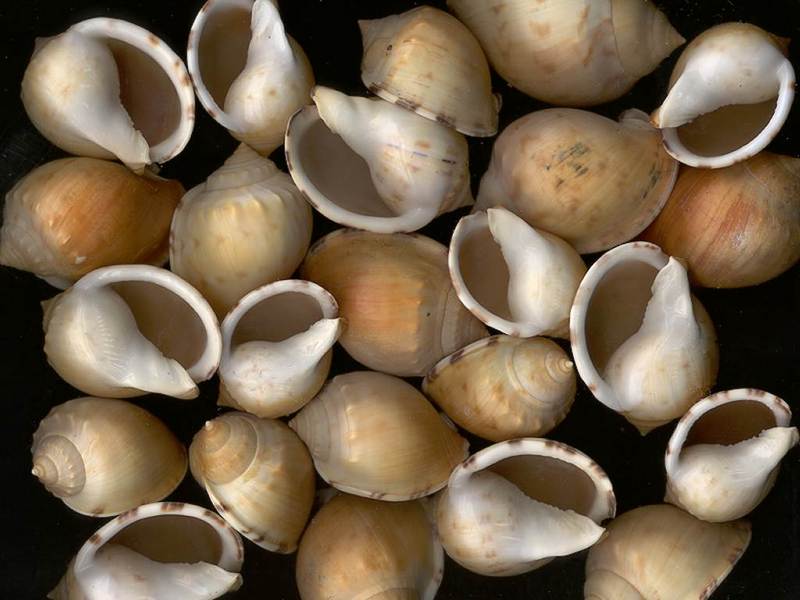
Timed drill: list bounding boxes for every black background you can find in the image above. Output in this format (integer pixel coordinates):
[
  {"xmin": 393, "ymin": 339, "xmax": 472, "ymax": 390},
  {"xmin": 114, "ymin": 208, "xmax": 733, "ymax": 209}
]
[{"xmin": 0, "ymin": 1, "xmax": 798, "ymax": 598}]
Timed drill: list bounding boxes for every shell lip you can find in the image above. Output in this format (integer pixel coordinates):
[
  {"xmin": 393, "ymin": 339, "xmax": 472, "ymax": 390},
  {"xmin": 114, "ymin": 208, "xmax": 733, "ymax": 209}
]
[
  {"xmin": 285, "ymin": 103, "xmax": 438, "ymax": 233},
  {"xmin": 422, "ymin": 334, "xmax": 505, "ymax": 387},
  {"xmin": 70, "ymin": 18, "xmax": 195, "ymax": 164},
  {"xmin": 72, "ymin": 501, "xmax": 244, "ymax": 575},
  {"xmin": 664, "ymin": 388, "xmax": 793, "ymax": 474},
  {"xmin": 450, "ymin": 438, "xmax": 616, "ymax": 522},
  {"xmin": 73, "ymin": 265, "xmax": 222, "ymax": 382},
  {"xmin": 569, "ymin": 242, "xmax": 669, "ymax": 414}
]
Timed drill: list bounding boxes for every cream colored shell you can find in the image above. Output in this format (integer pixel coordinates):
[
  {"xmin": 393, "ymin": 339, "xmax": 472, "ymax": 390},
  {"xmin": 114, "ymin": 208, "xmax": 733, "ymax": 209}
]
[
  {"xmin": 584, "ymin": 504, "xmax": 751, "ymax": 599},
  {"xmin": 21, "ymin": 18, "xmax": 194, "ymax": 172},
  {"xmin": 665, "ymin": 388, "xmax": 798, "ymax": 523},
  {"xmin": 0, "ymin": 158, "xmax": 183, "ymax": 289},
  {"xmin": 423, "ymin": 335, "xmax": 575, "ymax": 442},
  {"xmin": 436, "ymin": 438, "xmax": 615, "ymax": 576},
  {"xmin": 360, "ymin": 6, "xmax": 499, "ymax": 137},
  {"xmin": 476, "ymin": 109, "xmax": 678, "ymax": 254},
  {"xmin": 570, "ymin": 242, "xmax": 718, "ymax": 434},
  {"xmin": 32, "ymin": 397, "xmax": 186, "ymax": 517},
  {"xmin": 50, "ymin": 502, "xmax": 243, "ymax": 600},
  {"xmin": 284, "ymin": 86, "xmax": 472, "ymax": 233},
  {"xmin": 448, "ymin": 0, "xmax": 684, "ymax": 106},
  {"xmin": 43, "ymin": 265, "xmax": 222, "ymax": 399},
  {"xmin": 296, "ymin": 494, "xmax": 444, "ymax": 600},
  {"xmin": 449, "ymin": 208, "xmax": 586, "ymax": 337},
  {"xmin": 170, "ymin": 143, "xmax": 313, "ymax": 317},
  {"xmin": 300, "ymin": 229, "xmax": 487, "ymax": 377},
  {"xmin": 290, "ymin": 371, "xmax": 469, "ymax": 501},
  {"xmin": 190, "ymin": 412, "xmax": 315, "ymax": 553},
  {"xmin": 187, "ymin": 0, "xmax": 314, "ymax": 155}
]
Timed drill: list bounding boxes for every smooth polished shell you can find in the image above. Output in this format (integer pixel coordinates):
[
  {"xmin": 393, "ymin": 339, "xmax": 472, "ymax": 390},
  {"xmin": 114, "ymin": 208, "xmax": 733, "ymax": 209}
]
[
  {"xmin": 584, "ymin": 505, "xmax": 751, "ymax": 600},
  {"xmin": 170, "ymin": 143, "xmax": 313, "ymax": 317},
  {"xmin": 0, "ymin": 157, "xmax": 183, "ymax": 289},
  {"xmin": 436, "ymin": 438, "xmax": 615, "ymax": 576},
  {"xmin": 570, "ymin": 242, "xmax": 718, "ymax": 433},
  {"xmin": 21, "ymin": 18, "xmax": 194, "ymax": 171},
  {"xmin": 476, "ymin": 109, "xmax": 677, "ymax": 254},
  {"xmin": 32, "ymin": 397, "xmax": 186, "ymax": 517},
  {"xmin": 423, "ymin": 336, "xmax": 576, "ymax": 442},
  {"xmin": 665, "ymin": 389, "xmax": 798, "ymax": 522},
  {"xmin": 296, "ymin": 494, "xmax": 444, "ymax": 600},
  {"xmin": 360, "ymin": 5, "xmax": 499, "ymax": 137},
  {"xmin": 290, "ymin": 371, "xmax": 469, "ymax": 501},
  {"xmin": 190, "ymin": 412, "xmax": 315, "ymax": 552},
  {"xmin": 300, "ymin": 229, "xmax": 487, "ymax": 376},
  {"xmin": 50, "ymin": 502, "xmax": 243, "ymax": 600},
  {"xmin": 448, "ymin": 0, "xmax": 684, "ymax": 106},
  {"xmin": 642, "ymin": 152, "xmax": 800, "ymax": 288}
]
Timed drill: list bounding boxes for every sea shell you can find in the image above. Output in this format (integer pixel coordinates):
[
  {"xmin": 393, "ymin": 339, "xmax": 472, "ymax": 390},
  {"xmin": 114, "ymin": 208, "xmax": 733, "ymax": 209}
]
[
  {"xmin": 43, "ymin": 265, "xmax": 221, "ymax": 399},
  {"xmin": 290, "ymin": 371, "xmax": 469, "ymax": 501},
  {"xmin": 285, "ymin": 86, "xmax": 472, "ymax": 233},
  {"xmin": 448, "ymin": 0, "xmax": 684, "ymax": 106},
  {"xmin": 665, "ymin": 388, "xmax": 799, "ymax": 522},
  {"xmin": 476, "ymin": 109, "xmax": 678, "ymax": 253},
  {"xmin": 448, "ymin": 208, "xmax": 586, "ymax": 337},
  {"xmin": 642, "ymin": 152, "xmax": 800, "ymax": 288},
  {"xmin": 190, "ymin": 412, "xmax": 315, "ymax": 552},
  {"xmin": 436, "ymin": 438, "xmax": 615, "ymax": 576},
  {"xmin": 50, "ymin": 502, "xmax": 243, "ymax": 600},
  {"xmin": 21, "ymin": 18, "xmax": 194, "ymax": 171},
  {"xmin": 170, "ymin": 143, "xmax": 313, "ymax": 317},
  {"xmin": 296, "ymin": 494, "xmax": 444, "ymax": 600},
  {"xmin": 423, "ymin": 335, "xmax": 576, "ymax": 442},
  {"xmin": 32, "ymin": 397, "xmax": 186, "ymax": 517},
  {"xmin": 584, "ymin": 504, "xmax": 751, "ymax": 599},
  {"xmin": 570, "ymin": 242, "xmax": 718, "ymax": 434},
  {"xmin": 300, "ymin": 229, "xmax": 487, "ymax": 377},
  {"xmin": 188, "ymin": 0, "xmax": 314, "ymax": 155},
  {"xmin": 652, "ymin": 23, "xmax": 796, "ymax": 168},
  {"xmin": 0, "ymin": 157, "xmax": 183, "ymax": 289},
  {"xmin": 218, "ymin": 279, "xmax": 341, "ymax": 418},
  {"xmin": 360, "ymin": 5, "xmax": 499, "ymax": 137}
]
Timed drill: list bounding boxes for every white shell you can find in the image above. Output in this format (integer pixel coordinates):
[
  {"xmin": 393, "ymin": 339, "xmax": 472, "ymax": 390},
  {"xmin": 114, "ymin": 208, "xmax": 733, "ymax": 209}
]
[
  {"xmin": 169, "ymin": 143, "xmax": 313, "ymax": 317},
  {"xmin": 665, "ymin": 388, "xmax": 799, "ymax": 522},
  {"xmin": 652, "ymin": 23, "xmax": 795, "ymax": 168},
  {"xmin": 21, "ymin": 18, "xmax": 195, "ymax": 172},
  {"xmin": 188, "ymin": 0, "xmax": 314, "ymax": 155},
  {"xmin": 570, "ymin": 242, "xmax": 718, "ymax": 434},
  {"xmin": 49, "ymin": 502, "xmax": 243, "ymax": 600},
  {"xmin": 218, "ymin": 279, "xmax": 342, "ymax": 418},
  {"xmin": 43, "ymin": 265, "xmax": 222, "ymax": 399},
  {"xmin": 449, "ymin": 208, "xmax": 586, "ymax": 338},
  {"xmin": 285, "ymin": 86, "xmax": 473, "ymax": 233},
  {"xmin": 436, "ymin": 438, "xmax": 615, "ymax": 576}
]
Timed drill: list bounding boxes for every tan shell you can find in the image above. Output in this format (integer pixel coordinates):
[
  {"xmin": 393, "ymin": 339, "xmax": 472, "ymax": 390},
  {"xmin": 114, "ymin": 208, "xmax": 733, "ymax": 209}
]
[
  {"xmin": 642, "ymin": 152, "xmax": 800, "ymax": 288},
  {"xmin": 190, "ymin": 412, "xmax": 315, "ymax": 553},
  {"xmin": 290, "ymin": 371, "xmax": 469, "ymax": 501},
  {"xmin": 360, "ymin": 6, "xmax": 499, "ymax": 137},
  {"xmin": 31, "ymin": 397, "xmax": 186, "ymax": 517},
  {"xmin": 476, "ymin": 108, "xmax": 678, "ymax": 254},
  {"xmin": 423, "ymin": 336, "xmax": 576, "ymax": 442},
  {"xmin": 0, "ymin": 158, "xmax": 182, "ymax": 289},
  {"xmin": 584, "ymin": 505, "xmax": 751, "ymax": 599},
  {"xmin": 50, "ymin": 502, "xmax": 243, "ymax": 600},
  {"xmin": 170, "ymin": 143, "xmax": 313, "ymax": 317},
  {"xmin": 300, "ymin": 229, "xmax": 487, "ymax": 377},
  {"xmin": 436, "ymin": 438, "xmax": 615, "ymax": 576},
  {"xmin": 296, "ymin": 494, "xmax": 444, "ymax": 600},
  {"xmin": 448, "ymin": 0, "xmax": 684, "ymax": 107}
]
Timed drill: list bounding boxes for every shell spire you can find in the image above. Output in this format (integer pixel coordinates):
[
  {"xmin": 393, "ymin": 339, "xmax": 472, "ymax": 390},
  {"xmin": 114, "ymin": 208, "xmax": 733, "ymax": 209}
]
[
  {"xmin": 190, "ymin": 417, "xmax": 257, "ymax": 486},
  {"xmin": 32, "ymin": 435, "xmax": 85, "ymax": 498}
]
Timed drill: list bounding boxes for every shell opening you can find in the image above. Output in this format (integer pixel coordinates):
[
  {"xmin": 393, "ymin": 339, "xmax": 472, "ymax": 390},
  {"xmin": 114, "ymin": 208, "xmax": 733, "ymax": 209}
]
[
  {"xmin": 230, "ymin": 290, "xmax": 326, "ymax": 346},
  {"xmin": 682, "ymin": 400, "xmax": 777, "ymax": 449},
  {"xmin": 109, "ymin": 515, "xmax": 224, "ymax": 565},
  {"xmin": 455, "ymin": 221, "xmax": 513, "ymax": 321},
  {"xmin": 110, "ymin": 281, "xmax": 208, "ymax": 371},
  {"xmin": 289, "ymin": 107, "xmax": 400, "ymax": 219}
]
